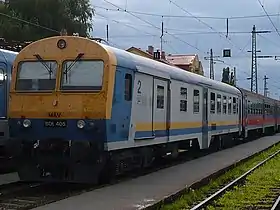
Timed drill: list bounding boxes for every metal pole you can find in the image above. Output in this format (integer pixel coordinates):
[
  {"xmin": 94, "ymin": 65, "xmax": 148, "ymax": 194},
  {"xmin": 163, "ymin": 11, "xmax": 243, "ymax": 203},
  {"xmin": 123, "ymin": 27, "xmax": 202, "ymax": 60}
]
[{"xmin": 210, "ymin": 49, "xmax": 214, "ymax": 80}]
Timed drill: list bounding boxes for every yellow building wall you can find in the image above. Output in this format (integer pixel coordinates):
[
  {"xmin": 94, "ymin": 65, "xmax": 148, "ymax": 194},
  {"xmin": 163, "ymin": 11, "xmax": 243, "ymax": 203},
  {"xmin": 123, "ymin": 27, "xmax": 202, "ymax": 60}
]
[{"xmin": 189, "ymin": 55, "xmax": 204, "ymax": 76}]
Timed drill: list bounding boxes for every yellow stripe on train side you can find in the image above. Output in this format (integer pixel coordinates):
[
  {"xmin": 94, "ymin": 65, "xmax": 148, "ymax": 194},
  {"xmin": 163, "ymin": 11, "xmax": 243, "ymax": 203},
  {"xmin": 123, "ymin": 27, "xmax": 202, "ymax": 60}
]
[
  {"xmin": 135, "ymin": 120, "xmax": 238, "ymax": 132},
  {"xmin": 208, "ymin": 120, "xmax": 238, "ymax": 126}
]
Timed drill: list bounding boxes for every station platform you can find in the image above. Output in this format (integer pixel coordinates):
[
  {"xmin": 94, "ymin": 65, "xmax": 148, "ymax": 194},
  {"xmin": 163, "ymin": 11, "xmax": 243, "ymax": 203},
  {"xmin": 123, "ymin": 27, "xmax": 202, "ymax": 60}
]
[{"xmin": 33, "ymin": 134, "xmax": 280, "ymax": 210}]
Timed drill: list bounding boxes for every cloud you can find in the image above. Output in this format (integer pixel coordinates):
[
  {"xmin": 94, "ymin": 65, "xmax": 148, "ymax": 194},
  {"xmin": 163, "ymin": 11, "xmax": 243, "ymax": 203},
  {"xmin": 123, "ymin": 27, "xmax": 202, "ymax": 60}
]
[{"xmin": 91, "ymin": 0, "xmax": 280, "ymax": 98}]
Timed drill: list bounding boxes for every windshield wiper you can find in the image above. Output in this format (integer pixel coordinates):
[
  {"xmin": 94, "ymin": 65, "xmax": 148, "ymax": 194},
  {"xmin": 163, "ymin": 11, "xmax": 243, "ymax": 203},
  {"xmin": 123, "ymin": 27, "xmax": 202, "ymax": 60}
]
[
  {"xmin": 34, "ymin": 54, "xmax": 53, "ymax": 79},
  {"xmin": 64, "ymin": 53, "xmax": 84, "ymax": 74}
]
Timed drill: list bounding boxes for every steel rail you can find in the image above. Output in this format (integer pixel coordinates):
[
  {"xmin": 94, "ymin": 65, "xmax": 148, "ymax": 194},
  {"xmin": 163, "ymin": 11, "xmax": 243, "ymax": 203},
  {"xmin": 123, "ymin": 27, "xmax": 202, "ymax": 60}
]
[
  {"xmin": 271, "ymin": 195, "xmax": 280, "ymax": 210},
  {"xmin": 190, "ymin": 149, "xmax": 280, "ymax": 210}
]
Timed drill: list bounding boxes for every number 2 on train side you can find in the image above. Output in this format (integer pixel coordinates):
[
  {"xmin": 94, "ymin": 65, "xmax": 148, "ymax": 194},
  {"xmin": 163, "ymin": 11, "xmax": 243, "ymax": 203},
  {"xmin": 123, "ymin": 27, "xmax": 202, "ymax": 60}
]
[{"xmin": 137, "ymin": 80, "xmax": 142, "ymax": 94}]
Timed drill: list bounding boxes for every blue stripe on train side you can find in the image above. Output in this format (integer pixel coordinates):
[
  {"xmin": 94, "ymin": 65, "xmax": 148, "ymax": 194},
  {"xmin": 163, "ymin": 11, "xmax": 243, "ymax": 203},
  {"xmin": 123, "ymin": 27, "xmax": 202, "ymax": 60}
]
[{"xmin": 9, "ymin": 119, "xmax": 107, "ymax": 141}]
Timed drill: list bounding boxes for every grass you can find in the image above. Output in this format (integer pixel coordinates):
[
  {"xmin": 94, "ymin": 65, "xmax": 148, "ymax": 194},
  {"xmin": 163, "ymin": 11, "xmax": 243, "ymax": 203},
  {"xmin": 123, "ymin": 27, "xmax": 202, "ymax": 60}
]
[
  {"xmin": 160, "ymin": 142, "xmax": 280, "ymax": 210},
  {"xmin": 207, "ymin": 153, "xmax": 280, "ymax": 209}
]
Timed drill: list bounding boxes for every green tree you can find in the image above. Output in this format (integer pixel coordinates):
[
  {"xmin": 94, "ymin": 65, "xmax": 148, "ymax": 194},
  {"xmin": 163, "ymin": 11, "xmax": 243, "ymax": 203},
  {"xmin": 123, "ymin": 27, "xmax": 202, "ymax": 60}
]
[
  {"xmin": 222, "ymin": 67, "xmax": 230, "ymax": 84},
  {"xmin": 0, "ymin": 0, "xmax": 94, "ymax": 41},
  {"xmin": 221, "ymin": 67, "xmax": 236, "ymax": 86}
]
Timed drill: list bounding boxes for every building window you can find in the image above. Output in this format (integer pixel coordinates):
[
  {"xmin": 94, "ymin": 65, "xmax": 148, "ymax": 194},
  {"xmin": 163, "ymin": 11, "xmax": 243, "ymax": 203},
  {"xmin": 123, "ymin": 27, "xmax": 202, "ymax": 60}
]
[
  {"xmin": 233, "ymin": 97, "xmax": 237, "ymax": 114},
  {"xmin": 193, "ymin": 89, "xmax": 200, "ymax": 113},
  {"xmin": 228, "ymin": 97, "xmax": 232, "ymax": 114},
  {"xmin": 210, "ymin": 92, "xmax": 215, "ymax": 114},
  {"xmin": 217, "ymin": 94, "xmax": 221, "ymax": 114},
  {"xmin": 180, "ymin": 87, "xmax": 187, "ymax": 112},
  {"xmin": 157, "ymin": 85, "xmax": 164, "ymax": 109},
  {"xmin": 124, "ymin": 74, "xmax": 132, "ymax": 101},
  {"xmin": 223, "ymin": 96, "xmax": 227, "ymax": 114}
]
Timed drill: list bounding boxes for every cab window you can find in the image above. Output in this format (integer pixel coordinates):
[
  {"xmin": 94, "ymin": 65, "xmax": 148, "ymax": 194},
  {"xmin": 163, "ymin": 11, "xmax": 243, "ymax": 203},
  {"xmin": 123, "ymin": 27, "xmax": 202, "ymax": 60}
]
[
  {"xmin": 61, "ymin": 60, "xmax": 104, "ymax": 91},
  {"xmin": 15, "ymin": 61, "xmax": 58, "ymax": 91}
]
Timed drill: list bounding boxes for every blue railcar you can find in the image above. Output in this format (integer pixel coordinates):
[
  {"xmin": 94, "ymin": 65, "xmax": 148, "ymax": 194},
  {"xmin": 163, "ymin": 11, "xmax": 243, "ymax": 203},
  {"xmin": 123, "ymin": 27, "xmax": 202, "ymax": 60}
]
[{"xmin": 0, "ymin": 49, "xmax": 18, "ymax": 157}]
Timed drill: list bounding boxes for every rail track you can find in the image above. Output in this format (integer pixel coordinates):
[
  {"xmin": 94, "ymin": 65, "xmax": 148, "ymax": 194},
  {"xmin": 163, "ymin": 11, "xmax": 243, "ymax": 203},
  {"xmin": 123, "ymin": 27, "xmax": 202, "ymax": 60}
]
[
  {"xmin": 0, "ymin": 150, "xmax": 210, "ymax": 209},
  {"xmin": 190, "ymin": 148, "xmax": 280, "ymax": 210},
  {"xmin": 271, "ymin": 195, "xmax": 280, "ymax": 210},
  {"xmin": 0, "ymin": 181, "xmax": 96, "ymax": 210},
  {"xmin": 0, "ymin": 137, "xmax": 268, "ymax": 209}
]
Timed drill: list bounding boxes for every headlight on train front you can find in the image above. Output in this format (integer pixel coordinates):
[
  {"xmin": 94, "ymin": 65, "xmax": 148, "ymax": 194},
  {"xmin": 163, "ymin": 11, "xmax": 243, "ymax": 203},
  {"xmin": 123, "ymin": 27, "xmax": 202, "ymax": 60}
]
[
  {"xmin": 23, "ymin": 119, "xmax": 31, "ymax": 128},
  {"xmin": 57, "ymin": 39, "xmax": 67, "ymax": 49},
  {"xmin": 77, "ymin": 120, "xmax": 86, "ymax": 129}
]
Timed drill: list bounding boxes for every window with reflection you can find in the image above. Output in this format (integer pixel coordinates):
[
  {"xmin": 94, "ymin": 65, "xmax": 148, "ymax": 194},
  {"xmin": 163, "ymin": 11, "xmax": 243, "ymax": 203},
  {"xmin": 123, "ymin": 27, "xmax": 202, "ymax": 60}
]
[
  {"xmin": 0, "ymin": 68, "xmax": 4, "ymax": 85},
  {"xmin": 15, "ymin": 61, "xmax": 57, "ymax": 91},
  {"xmin": 217, "ymin": 94, "xmax": 222, "ymax": 114},
  {"xmin": 193, "ymin": 89, "xmax": 200, "ymax": 113},
  {"xmin": 180, "ymin": 87, "xmax": 188, "ymax": 112},
  {"xmin": 157, "ymin": 85, "xmax": 164, "ymax": 109},
  {"xmin": 61, "ymin": 60, "xmax": 104, "ymax": 91}
]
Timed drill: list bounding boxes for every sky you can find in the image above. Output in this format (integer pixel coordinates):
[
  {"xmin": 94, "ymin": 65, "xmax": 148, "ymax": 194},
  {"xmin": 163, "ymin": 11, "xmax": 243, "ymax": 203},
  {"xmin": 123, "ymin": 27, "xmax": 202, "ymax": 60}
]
[{"xmin": 91, "ymin": 0, "xmax": 280, "ymax": 99}]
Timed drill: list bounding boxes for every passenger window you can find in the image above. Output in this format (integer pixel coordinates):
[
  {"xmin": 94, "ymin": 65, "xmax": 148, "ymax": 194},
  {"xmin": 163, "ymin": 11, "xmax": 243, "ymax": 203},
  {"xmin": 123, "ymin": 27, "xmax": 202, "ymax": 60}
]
[
  {"xmin": 157, "ymin": 85, "xmax": 164, "ymax": 109},
  {"xmin": 193, "ymin": 89, "xmax": 200, "ymax": 113},
  {"xmin": 228, "ymin": 97, "xmax": 232, "ymax": 114},
  {"xmin": 210, "ymin": 92, "xmax": 215, "ymax": 114},
  {"xmin": 217, "ymin": 94, "xmax": 221, "ymax": 114},
  {"xmin": 180, "ymin": 87, "xmax": 187, "ymax": 112},
  {"xmin": 124, "ymin": 74, "xmax": 132, "ymax": 101},
  {"xmin": 0, "ymin": 68, "xmax": 4, "ymax": 85},
  {"xmin": 248, "ymin": 101, "xmax": 251, "ymax": 114},
  {"xmin": 233, "ymin": 97, "xmax": 237, "ymax": 114},
  {"xmin": 223, "ymin": 96, "xmax": 227, "ymax": 114}
]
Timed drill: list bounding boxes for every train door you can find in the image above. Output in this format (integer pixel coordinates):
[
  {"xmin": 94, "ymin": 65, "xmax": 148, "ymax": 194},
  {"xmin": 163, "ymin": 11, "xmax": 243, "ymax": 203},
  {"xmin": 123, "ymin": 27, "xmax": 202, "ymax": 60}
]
[
  {"xmin": 0, "ymin": 62, "xmax": 7, "ymax": 118},
  {"xmin": 133, "ymin": 73, "xmax": 154, "ymax": 140},
  {"xmin": 153, "ymin": 78, "xmax": 169, "ymax": 141},
  {"xmin": 202, "ymin": 87, "xmax": 208, "ymax": 149}
]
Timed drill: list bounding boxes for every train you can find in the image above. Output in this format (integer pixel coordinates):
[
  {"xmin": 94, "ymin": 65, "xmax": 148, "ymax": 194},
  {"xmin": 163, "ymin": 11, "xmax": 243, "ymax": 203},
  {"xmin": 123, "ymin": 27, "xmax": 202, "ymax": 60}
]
[
  {"xmin": 0, "ymin": 49, "xmax": 18, "ymax": 167},
  {"xmin": 7, "ymin": 36, "xmax": 280, "ymax": 183}
]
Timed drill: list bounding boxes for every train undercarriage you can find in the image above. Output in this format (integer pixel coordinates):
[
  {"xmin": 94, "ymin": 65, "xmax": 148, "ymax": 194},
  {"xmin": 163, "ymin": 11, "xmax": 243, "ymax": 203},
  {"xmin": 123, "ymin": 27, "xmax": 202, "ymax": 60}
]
[{"xmin": 11, "ymin": 125, "xmax": 278, "ymax": 184}]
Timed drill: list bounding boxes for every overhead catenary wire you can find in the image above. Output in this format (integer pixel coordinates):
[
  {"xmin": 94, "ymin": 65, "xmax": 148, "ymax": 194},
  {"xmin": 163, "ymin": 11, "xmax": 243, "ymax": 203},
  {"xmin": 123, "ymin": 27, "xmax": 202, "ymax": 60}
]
[
  {"xmin": 100, "ymin": 0, "xmax": 276, "ymax": 82},
  {"xmin": 167, "ymin": 3, "xmax": 280, "ymax": 86},
  {"xmin": 165, "ymin": 0, "xmax": 258, "ymax": 81},
  {"xmin": 96, "ymin": 0, "xmax": 280, "ymax": 85},
  {"xmin": 4, "ymin": 1, "xmax": 279, "ymax": 87},
  {"xmin": 91, "ymin": 2, "xmax": 280, "ymax": 89},
  {"xmin": 257, "ymin": 0, "xmax": 280, "ymax": 38},
  {"xmin": 167, "ymin": 0, "xmax": 249, "ymax": 56},
  {"xmin": 102, "ymin": 0, "xmax": 207, "ymax": 54},
  {"xmin": 95, "ymin": 13, "xmax": 157, "ymax": 36},
  {"xmin": 94, "ymin": 5, "xmax": 280, "ymax": 20}
]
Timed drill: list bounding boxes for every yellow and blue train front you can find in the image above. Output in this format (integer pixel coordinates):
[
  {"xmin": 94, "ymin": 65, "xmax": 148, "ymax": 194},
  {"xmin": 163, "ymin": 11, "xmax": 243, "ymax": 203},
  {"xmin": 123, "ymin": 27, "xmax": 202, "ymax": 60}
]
[{"xmin": 8, "ymin": 36, "xmax": 118, "ymax": 183}]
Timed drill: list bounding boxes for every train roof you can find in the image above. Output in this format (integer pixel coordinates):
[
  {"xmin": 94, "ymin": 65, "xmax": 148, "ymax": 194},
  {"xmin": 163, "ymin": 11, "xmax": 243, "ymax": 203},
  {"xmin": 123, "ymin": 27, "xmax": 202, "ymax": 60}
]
[
  {"xmin": 102, "ymin": 43, "xmax": 241, "ymax": 95},
  {"xmin": 0, "ymin": 49, "xmax": 18, "ymax": 64},
  {"xmin": 240, "ymin": 88, "xmax": 278, "ymax": 103}
]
